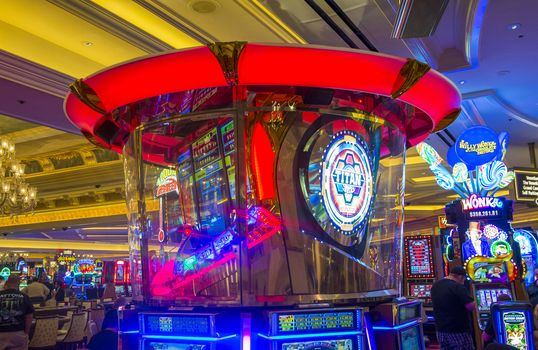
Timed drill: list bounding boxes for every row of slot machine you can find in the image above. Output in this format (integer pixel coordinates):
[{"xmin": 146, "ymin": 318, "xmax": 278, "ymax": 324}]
[
  {"xmin": 403, "ymin": 197, "xmax": 538, "ymax": 350},
  {"xmin": 119, "ymin": 300, "xmax": 427, "ymax": 350}
]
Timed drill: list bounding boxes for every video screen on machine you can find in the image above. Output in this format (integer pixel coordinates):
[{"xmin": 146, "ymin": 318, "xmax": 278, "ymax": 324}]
[
  {"xmin": 472, "ymin": 261, "xmax": 509, "ymax": 283},
  {"xmin": 502, "ymin": 311, "xmax": 530, "ymax": 350},
  {"xmin": 275, "ymin": 310, "xmax": 357, "ymax": 335},
  {"xmin": 475, "ymin": 288, "xmax": 513, "ymax": 312},
  {"xmin": 398, "ymin": 303, "xmax": 421, "ymax": 324},
  {"xmin": 281, "ymin": 339, "xmax": 353, "ymax": 350},
  {"xmin": 408, "ymin": 283, "xmax": 432, "ymax": 299},
  {"xmin": 145, "ymin": 343, "xmax": 208, "ymax": 350},
  {"xmin": 400, "ymin": 325, "xmax": 423, "ymax": 350},
  {"xmin": 143, "ymin": 315, "xmax": 211, "ymax": 336},
  {"xmin": 405, "ymin": 237, "xmax": 434, "ymax": 278}
]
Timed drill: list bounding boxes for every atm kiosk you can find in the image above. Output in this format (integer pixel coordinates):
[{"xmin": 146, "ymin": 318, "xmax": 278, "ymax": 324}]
[
  {"xmin": 138, "ymin": 312, "xmax": 239, "ymax": 350},
  {"xmin": 371, "ymin": 300, "xmax": 425, "ymax": 350},
  {"xmin": 492, "ymin": 302, "xmax": 535, "ymax": 350},
  {"xmin": 256, "ymin": 307, "xmax": 367, "ymax": 350}
]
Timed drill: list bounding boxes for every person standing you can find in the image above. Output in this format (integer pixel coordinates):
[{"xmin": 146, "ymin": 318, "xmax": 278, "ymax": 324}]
[
  {"xmin": 0, "ymin": 276, "xmax": 5, "ymax": 291},
  {"xmin": 526, "ymin": 267, "xmax": 538, "ymax": 308},
  {"xmin": 431, "ymin": 266, "xmax": 477, "ymax": 350},
  {"xmin": 0, "ymin": 274, "xmax": 34, "ymax": 350}
]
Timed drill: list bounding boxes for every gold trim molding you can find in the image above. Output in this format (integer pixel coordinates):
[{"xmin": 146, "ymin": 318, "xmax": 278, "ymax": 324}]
[{"xmin": 391, "ymin": 59, "xmax": 431, "ymax": 98}]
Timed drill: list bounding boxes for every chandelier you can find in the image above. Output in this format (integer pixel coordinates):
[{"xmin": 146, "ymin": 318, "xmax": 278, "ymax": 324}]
[{"xmin": 0, "ymin": 138, "xmax": 37, "ymax": 216}]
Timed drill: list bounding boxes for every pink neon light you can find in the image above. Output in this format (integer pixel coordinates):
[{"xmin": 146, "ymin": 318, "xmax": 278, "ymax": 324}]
[{"xmin": 149, "ymin": 206, "xmax": 281, "ymax": 297}]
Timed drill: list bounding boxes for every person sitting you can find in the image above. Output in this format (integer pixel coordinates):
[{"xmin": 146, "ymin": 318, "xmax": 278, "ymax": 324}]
[
  {"xmin": 87, "ymin": 297, "xmax": 127, "ymax": 350},
  {"xmin": 87, "ymin": 308, "xmax": 119, "ymax": 350},
  {"xmin": 101, "ymin": 281, "xmax": 117, "ymax": 301},
  {"xmin": 0, "ymin": 274, "xmax": 34, "ymax": 350},
  {"xmin": 22, "ymin": 277, "xmax": 49, "ymax": 305},
  {"xmin": 482, "ymin": 294, "xmax": 512, "ymax": 346}
]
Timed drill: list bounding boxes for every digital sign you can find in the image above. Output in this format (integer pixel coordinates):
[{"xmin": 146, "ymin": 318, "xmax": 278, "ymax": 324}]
[
  {"xmin": 503, "ymin": 311, "xmax": 529, "ymax": 350},
  {"xmin": 142, "ymin": 314, "xmax": 212, "ymax": 336},
  {"xmin": 514, "ymin": 168, "xmax": 538, "ymax": 205},
  {"xmin": 459, "ymin": 195, "xmax": 509, "ymax": 220},
  {"xmin": 272, "ymin": 309, "xmax": 360, "ymax": 335},
  {"xmin": 321, "ymin": 131, "xmax": 373, "ymax": 235},
  {"xmin": 404, "ymin": 236, "xmax": 435, "ymax": 278}
]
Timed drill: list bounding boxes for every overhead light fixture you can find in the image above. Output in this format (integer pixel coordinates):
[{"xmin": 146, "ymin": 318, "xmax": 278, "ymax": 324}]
[
  {"xmin": 509, "ymin": 23, "xmax": 521, "ymax": 30},
  {"xmin": 458, "ymin": 80, "xmax": 466, "ymax": 85},
  {"xmin": 189, "ymin": 0, "xmax": 219, "ymax": 14},
  {"xmin": 82, "ymin": 41, "xmax": 93, "ymax": 47},
  {"xmin": 0, "ymin": 138, "xmax": 37, "ymax": 216}
]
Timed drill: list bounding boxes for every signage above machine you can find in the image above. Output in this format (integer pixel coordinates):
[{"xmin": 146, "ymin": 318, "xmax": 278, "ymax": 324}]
[
  {"xmin": 321, "ymin": 131, "xmax": 373, "ymax": 235},
  {"xmin": 513, "ymin": 168, "xmax": 538, "ymax": 205},
  {"xmin": 155, "ymin": 168, "xmax": 178, "ymax": 197},
  {"xmin": 455, "ymin": 126, "xmax": 500, "ymax": 167}
]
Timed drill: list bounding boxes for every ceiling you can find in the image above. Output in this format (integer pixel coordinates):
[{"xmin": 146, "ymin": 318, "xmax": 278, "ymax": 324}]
[{"xmin": 0, "ymin": 0, "xmax": 537, "ymax": 257}]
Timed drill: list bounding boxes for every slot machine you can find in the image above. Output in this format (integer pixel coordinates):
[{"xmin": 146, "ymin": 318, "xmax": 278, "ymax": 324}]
[
  {"xmin": 370, "ymin": 300, "xmax": 426, "ymax": 350},
  {"xmin": 63, "ymin": 43, "xmax": 461, "ymax": 350},
  {"xmin": 138, "ymin": 312, "xmax": 239, "ymax": 350},
  {"xmin": 256, "ymin": 307, "xmax": 367, "ymax": 350},
  {"xmin": 403, "ymin": 235, "xmax": 436, "ymax": 304},
  {"xmin": 491, "ymin": 301, "xmax": 535, "ymax": 350}
]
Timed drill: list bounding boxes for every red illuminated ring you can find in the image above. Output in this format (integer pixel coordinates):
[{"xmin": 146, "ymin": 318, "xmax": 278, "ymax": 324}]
[{"xmin": 64, "ymin": 43, "xmax": 461, "ymax": 153}]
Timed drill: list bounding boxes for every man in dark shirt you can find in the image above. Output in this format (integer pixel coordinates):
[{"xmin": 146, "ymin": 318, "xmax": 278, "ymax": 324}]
[
  {"xmin": 0, "ymin": 274, "xmax": 34, "ymax": 350},
  {"xmin": 431, "ymin": 266, "xmax": 477, "ymax": 350}
]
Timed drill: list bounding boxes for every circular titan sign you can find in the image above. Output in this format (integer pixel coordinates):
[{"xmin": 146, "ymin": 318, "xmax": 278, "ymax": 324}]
[{"xmin": 321, "ymin": 131, "xmax": 373, "ymax": 235}]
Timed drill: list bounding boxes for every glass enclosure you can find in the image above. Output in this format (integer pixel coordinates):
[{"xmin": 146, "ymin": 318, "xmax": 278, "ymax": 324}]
[{"xmin": 122, "ymin": 86, "xmax": 408, "ymax": 306}]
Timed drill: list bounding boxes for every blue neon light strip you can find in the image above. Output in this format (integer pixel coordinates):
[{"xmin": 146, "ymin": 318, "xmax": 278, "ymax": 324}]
[
  {"xmin": 371, "ymin": 320, "xmax": 419, "ymax": 331},
  {"xmin": 141, "ymin": 334, "xmax": 237, "ymax": 342},
  {"xmin": 258, "ymin": 330, "xmax": 361, "ymax": 340}
]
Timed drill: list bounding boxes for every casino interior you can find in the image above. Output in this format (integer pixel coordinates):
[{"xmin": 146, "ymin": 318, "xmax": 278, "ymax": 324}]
[{"xmin": 0, "ymin": 1, "xmax": 537, "ymax": 350}]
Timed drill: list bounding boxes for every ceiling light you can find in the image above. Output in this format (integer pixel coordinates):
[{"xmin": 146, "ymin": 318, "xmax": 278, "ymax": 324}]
[
  {"xmin": 509, "ymin": 23, "xmax": 521, "ymax": 30},
  {"xmin": 82, "ymin": 41, "xmax": 93, "ymax": 47},
  {"xmin": 189, "ymin": 0, "xmax": 219, "ymax": 13},
  {"xmin": 458, "ymin": 80, "xmax": 466, "ymax": 85}
]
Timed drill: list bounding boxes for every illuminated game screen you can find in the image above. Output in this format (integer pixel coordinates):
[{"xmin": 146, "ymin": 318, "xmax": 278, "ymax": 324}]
[
  {"xmin": 400, "ymin": 325, "xmax": 423, "ymax": 350},
  {"xmin": 282, "ymin": 339, "xmax": 353, "ymax": 350},
  {"xmin": 502, "ymin": 311, "xmax": 530, "ymax": 350},
  {"xmin": 475, "ymin": 288, "xmax": 513, "ymax": 312},
  {"xmin": 408, "ymin": 283, "xmax": 432, "ymax": 299},
  {"xmin": 145, "ymin": 343, "xmax": 208, "ymax": 350},
  {"xmin": 405, "ymin": 237, "xmax": 434, "ymax": 278},
  {"xmin": 398, "ymin": 303, "xmax": 421, "ymax": 324},
  {"xmin": 274, "ymin": 309, "xmax": 358, "ymax": 335},
  {"xmin": 142, "ymin": 314, "xmax": 211, "ymax": 336}
]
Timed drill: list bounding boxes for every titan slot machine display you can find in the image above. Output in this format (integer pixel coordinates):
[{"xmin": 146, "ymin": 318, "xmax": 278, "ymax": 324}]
[
  {"xmin": 370, "ymin": 300, "xmax": 425, "ymax": 350},
  {"xmin": 403, "ymin": 235, "xmax": 435, "ymax": 304},
  {"xmin": 64, "ymin": 43, "xmax": 461, "ymax": 349},
  {"xmin": 491, "ymin": 301, "xmax": 535, "ymax": 350},
  {"xmin": 256, "ymin": 307, "xmax": 367, "ymax": 350}
]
